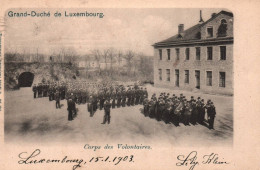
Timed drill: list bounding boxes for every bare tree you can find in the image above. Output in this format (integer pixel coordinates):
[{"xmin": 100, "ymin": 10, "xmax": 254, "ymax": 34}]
[
  {"xmin": 124, "ymin": 50, "xmax": 135, "ymax": 75},
  {"xmin": 116, "ymin": 50, "xmax": 123, "ymax": 69},
  {"xmin": 108, "ymin": 48, "xmax": 115, "ymax": 72},
  {"xmin": 59, "ymin": 47, "xmax": 78, "ymax": 65},
  {"xmin": 102, "ymin": 49, "xmax": 110, "ymax": 71},
  {"xmin": 91, "ymin": 49, "xmax": 102, "ymax": 74}
]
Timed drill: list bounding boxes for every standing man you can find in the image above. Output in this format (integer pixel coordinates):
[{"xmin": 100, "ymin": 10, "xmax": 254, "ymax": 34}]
[
  {"xmin": 102, "ymin": 99, "xmax": 111, "ymax": 124},
  {"xmin": 67, "ymin": 98, "xmax": 76, "ymax": 121},
  {"xmin": 32, "ymin": 84, "xmax": 37, "ymax": 99},
  {"xmin": 143, "ymin": 95, "xmax": 149, "ymax": 117},
  {"xmin": 207, "ymin": 101, "xmax": 216, "ymax": 129},
  {"xmin": 55, "ymin": 90, "xmax": 61, "ymax": 109}
]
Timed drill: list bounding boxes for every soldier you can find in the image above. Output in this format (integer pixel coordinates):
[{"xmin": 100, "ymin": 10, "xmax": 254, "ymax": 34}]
[
  {"xmin": 48, "ymin": 85, "xmax": 54, "ymax": 101},
  {"xmin": 131, "ymin": 88, "xmax": 135, "ymax": 106},
  {"xmin": 88, "ymin": 95, "xmax": 94, "ymax": 117},
  {"xmin": 102, "ymin": 99, "xmax": 111, "ymax": 124},
  {"xmin": 149, "ymin": 95, "xmax": 157, "ymax": 118},
  {"xmin": 143, "ymin": 95, "xmax": 149, "ymax": 117},
  {"xmin": 111, "ymin": 91, "xmax": 116, "ymax": 109},
  {"xmin": 121, "ymin": 89, "xmax": 126, "ymax": 107},
  {"xmin": 32, "ymin": 84, "xmax": 37, "ymax": 98},
  {"xmin": 127, "ymin": 87, "xmax": 132, "ymax": 106},
  {"xmin": 164, "ymin": 98, "xmax": 172, "ymax": 124},
  {"xmin": 67, "ymin": 98, "xmax": 76, "ymax": 121},
  {"xmin": 135, "ymin": 88, "xmax": 140, "ymax": 105},
  {"xmin": 206, "ymin": 101, "xmax": 216, "ymax": 129},
  {"xmin": 197, "ymin": 98, "xmax": 205, "ymax": 123},
  {"xmin": 190, "ymin": 98, "xmax": 198, "ymax": 124},
  {"xmin": 37, "ymin": 83, "xmax": 42, "ymax": 97},
  {"xmin": 139, "ymin": 87, "xmax": 144, "ymax": 104},
  {"xmin": 174, "ymin": 98, "xmax": 184, "ymax": 126},
  {"xmin": 117, "ymin": 90, "xmax": 122, "ymax": 108},
  {"xmin": 55, "ymin": 90, "xmax": 61, "ymax": 109}
]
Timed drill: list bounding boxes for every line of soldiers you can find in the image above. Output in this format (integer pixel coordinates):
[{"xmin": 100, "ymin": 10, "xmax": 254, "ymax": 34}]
[
  {"xmin": 32, "ymin": 81, "xmax": 216, "ymax": 129},
  {"xmin": 32, "ymin": 81, "xmax": 148, "ymax": 123},
  {"xmin": 143, "ymin": 93, "xmax": 216, "ymax": 129}
]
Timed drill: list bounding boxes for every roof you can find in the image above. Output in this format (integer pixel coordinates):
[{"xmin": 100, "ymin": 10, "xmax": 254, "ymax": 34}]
[{"xmin": 153, "ymin": 10, "xmax": 233, "ymax": 47}]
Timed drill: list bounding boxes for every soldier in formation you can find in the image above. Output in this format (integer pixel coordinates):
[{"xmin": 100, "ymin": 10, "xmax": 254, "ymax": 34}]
[
  {"xmin": 142, "ymin": 93, "xmax": 216, "ymax": 129},
  {"xmin": 32, "ymin": 81, "xmax": 216, "ymax": 129}
]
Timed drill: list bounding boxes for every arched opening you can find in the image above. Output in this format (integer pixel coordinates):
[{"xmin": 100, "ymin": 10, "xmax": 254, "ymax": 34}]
[{"xmin": 18, "ymin": 72, "xmax": 34, "ymax": 87}]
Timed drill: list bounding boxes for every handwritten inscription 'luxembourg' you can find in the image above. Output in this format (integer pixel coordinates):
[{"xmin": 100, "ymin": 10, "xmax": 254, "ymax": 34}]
[
  {"xmin": 176, "ymin": 151, "xmax": 229, "ymax": 170},
  {"xmin": 18, "ymin": 149, "xmax": 134, "ymax": 170}
]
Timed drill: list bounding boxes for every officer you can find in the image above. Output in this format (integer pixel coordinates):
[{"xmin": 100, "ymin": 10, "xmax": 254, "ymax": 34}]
[
  {"xmin": 102, "ymin": 99, "xmax": 111, "ymax": 124},
  {"xmin": 32, "ymin": 84, "xmax": 37, "ymax": 98},
  {"xmin": 55, "ymin": 90, "xmax": 61, "ymax": 109},
  {"xmin": 207, "ymin": 101, "xmax": 216, "ymax": 129},
  {"xmin": 67, "ymin": 98, "xmax": 76, "ymax": 121}
]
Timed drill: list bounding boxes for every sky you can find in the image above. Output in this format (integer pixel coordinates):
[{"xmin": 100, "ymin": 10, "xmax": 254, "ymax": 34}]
[{"xmin": 4, "ymin": 8, "xmax": 227, "ymax": 56}]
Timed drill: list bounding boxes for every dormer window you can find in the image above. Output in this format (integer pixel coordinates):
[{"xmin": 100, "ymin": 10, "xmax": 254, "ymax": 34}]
[
  {"xmin": 217, "ymin": 19, "xmax": 228, "ymax": 37},
  {"xmin": 207, "ymin": 27, "xmax": 213, "ymax": 38}
]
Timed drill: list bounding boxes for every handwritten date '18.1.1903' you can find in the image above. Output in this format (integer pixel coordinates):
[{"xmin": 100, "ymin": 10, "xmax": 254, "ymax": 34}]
[{"xmin": 18, "ymin": 149, "xmax": 134, "ymax": 170}]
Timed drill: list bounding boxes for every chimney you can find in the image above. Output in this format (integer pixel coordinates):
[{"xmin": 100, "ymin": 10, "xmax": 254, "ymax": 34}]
[
  {"xmin": 178, "ymin": 24, "xmax": 184, "ymax": 34},
  {"xmin": 199, "ymin": 10, "xmax": 204, "ymax": 23},
  {"xmin": 211, "ymin": 13, "xmax": 217, "ymax": 18}
]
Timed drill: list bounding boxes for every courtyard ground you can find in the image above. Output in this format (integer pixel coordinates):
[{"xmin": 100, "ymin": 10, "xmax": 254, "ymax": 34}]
[{"xmin": 4, "ymin": 85, "xmax": 233, "ymax": 147}]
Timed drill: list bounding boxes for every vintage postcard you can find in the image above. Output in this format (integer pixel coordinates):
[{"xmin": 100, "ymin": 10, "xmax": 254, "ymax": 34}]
[{"xmin": 0, "ymin": 0, "xmax": 260, "ymax": 170}]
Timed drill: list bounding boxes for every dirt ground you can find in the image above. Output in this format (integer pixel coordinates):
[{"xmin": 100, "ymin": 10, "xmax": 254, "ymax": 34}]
[{"xmin": 4, "ymin": 85, "xmax": 233, "ymax": 147}]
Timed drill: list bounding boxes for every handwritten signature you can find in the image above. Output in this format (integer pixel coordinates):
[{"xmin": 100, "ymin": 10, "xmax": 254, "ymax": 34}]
[{"xmin": 176, "ymin": 151, "xmax": 229, "ymax": 170}]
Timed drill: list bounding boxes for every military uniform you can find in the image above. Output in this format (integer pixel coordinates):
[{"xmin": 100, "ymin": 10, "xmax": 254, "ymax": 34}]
[
  {"xmin": 102, "ymin": 99, "xmax": 111, "ymax": 124},
  {"xmin": 55, "ymin": 90, "xmax": 61, "ymax": 109},
  {"xmin": 206, "ymin": 101, "xmax": 216, "ymax": 129},
  {"xmin": 32, "ymin": 84, "xmax": 37, "ymax": 98},
  {"xmin": 67, "ymin": 98, "xmax": 76, "ymax": 121}
]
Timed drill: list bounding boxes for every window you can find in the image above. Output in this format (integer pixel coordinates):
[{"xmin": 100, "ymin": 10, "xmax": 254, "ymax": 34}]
[
  {"xmin": 185, "ymin": 48, "xmax": 190, "ymax": 60},
  {"xmin": 185, "ymin": 70, "xmax": 189, "ymax": 84},
  {"xmin": 196, "ymin": 47, "xmax": 200, "ymax": 60},
  {"xmin": 220, "ymin": 46, "xmax": 226, "ymax": 60},
  {"xmin": 217, "ymin": 19, "xmax": 227, "ymax": 37},
  {"xmin": 159, "ymin": 69, "xmax": 162, "ymax": 80},
  {"xmin": 207, "ymin": 27, "xmax": 213, "ymax": 38},
  {"xmin": 176, "ymin": 48, "xmax": 180, "ymax": 60},
  {"xmin": 207, "ymin": 47, "xmax": 213, "ymax": 60},
  {"xmin": 159, "ymin": 49, "xmax": 162, "ymax": 60},
  {"xmin": 219, "ymin": 72, "xmax": 226, "ymax": 87},
  {"xmin": 167, "ymin": 49, "xmax": 171, "ymax": 60},
  {"xmin": 175, "ymin": 69, "xmax": 179, "ymax": 86},
  {"xmin": 166, "ymin": 69, "xmax": 170, "ymax": 81},
  {"xmin": 206, "ymin": 71, "xmax": 212, "ymax": 86}
]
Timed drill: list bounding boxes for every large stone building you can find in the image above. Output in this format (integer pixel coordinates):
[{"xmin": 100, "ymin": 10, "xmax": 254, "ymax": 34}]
[{"xmin": 153, "ymin": 10, "xmax": 233, "ymax": 95}]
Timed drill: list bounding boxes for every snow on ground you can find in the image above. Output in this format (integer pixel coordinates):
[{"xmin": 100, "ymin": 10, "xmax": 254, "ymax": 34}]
[{"xmin": 4, "ymin": 85, "xmax": 233, "ymax": 147}]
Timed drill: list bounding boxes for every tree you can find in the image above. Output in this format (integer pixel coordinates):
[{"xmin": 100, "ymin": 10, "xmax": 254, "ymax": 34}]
[
  {"xmin": 91, "ymin": 49, "xmax": 102, "ymax": 74},
  {"xmin": 102, "ymin": 49, "xmax": 110, "ymax": 71},
  {"xmin": 107, "ymin": 48, "xmax": 115, "ymax": 73},
  {"xmin": 123, "ymin": 50, "xmax": 135, "ymax": 75},
  {"xmin": 116, "ymin": 50, "xmax": 123, "ymax": 70}
]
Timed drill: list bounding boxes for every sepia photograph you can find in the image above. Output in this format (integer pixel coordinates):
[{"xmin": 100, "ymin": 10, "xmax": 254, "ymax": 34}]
[{"xmin": 4, "ymin": 8, "xmax": 233, "ymax": 147}]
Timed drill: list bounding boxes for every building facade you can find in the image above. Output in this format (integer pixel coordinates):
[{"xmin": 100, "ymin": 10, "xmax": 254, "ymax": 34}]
[{"xmin": 153, "ymin": 10, "xmax": 233, "ymax": 95}]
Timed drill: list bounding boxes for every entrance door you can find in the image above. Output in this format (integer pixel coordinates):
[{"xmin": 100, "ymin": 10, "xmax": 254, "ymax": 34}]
[{"xmin": 195, "ymin": 70, "xmax": 200, "ymax": 89}]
